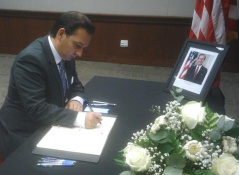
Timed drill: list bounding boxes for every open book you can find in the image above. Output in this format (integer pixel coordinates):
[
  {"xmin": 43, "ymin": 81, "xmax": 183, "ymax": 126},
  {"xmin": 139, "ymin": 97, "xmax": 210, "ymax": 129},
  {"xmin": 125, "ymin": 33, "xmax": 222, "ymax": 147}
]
[{"xmin": 32, "ymin": 115, "xmax": 117, "ymax": 163}]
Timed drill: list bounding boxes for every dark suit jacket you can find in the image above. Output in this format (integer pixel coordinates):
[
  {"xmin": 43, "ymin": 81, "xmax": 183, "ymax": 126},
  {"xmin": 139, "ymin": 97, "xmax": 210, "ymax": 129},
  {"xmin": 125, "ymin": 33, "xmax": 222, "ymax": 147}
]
[
  {"xmin": 0, "ymin": 36, "xmax": 85, "ymax": 158},
  {"xmin": 184, "ymin": 65, "xmax": 207, "ymax": 85}
]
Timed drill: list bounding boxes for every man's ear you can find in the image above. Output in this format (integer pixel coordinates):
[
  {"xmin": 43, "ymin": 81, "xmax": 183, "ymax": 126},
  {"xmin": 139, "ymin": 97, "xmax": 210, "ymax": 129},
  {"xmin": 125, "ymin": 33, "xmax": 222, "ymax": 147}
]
[{"xmin": 56, "ymin": 28, "xmax": 66, "ymax": 40}]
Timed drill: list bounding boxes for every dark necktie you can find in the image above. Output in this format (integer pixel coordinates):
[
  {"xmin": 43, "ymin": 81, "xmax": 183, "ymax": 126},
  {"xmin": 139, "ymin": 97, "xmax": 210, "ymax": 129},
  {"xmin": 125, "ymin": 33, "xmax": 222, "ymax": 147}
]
[
  {"xmin": 194, "ymin": 66, "xmax": 199, "ymax": 79},
  {"xmin": 58, "ymin": 60, "xmax": 67, "ymax": 94}
]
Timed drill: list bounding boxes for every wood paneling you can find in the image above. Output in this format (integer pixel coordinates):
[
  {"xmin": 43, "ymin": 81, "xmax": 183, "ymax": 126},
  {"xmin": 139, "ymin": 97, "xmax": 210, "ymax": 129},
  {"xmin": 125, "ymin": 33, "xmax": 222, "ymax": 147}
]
[
  {"xmin": 81, "ymin": 16, "xmax": 191, "ymax": 67},
  {"xmin": 0, "ymin": 9, "xmax": 238, "ymax": 73},
  {"xmin": 0, "ymin": 10, "xmax": 55, "ymax": 53}
]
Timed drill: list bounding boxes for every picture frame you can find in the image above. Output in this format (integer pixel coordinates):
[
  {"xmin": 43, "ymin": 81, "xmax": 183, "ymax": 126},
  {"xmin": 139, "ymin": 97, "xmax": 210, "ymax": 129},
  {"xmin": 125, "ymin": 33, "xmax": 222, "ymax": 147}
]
[{"xmin": 166, "ymin": 39, "xmax": 229, "ymax": 103}]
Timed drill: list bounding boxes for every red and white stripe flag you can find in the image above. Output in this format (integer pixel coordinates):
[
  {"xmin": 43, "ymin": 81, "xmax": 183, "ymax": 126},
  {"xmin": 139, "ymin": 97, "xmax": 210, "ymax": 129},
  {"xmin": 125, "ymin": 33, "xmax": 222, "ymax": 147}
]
[
  {"xmin": 179, "ymin": 51, "xmax": 198, "ymax": 79},
  {"xmin": 189, "ymin": 0, "xmax": 237, "ymax": 88}
]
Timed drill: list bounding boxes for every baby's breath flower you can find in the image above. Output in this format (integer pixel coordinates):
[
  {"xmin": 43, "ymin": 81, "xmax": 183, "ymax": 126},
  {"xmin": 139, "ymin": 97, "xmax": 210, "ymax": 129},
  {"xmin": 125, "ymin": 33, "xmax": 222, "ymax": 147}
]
[
  {"xmin": 222, "ymin": 136, "xmax": 237, "ymax": 153},
  {"xmin": 116, "ymin": 100, "xmax": 239, "ymax": 175}
]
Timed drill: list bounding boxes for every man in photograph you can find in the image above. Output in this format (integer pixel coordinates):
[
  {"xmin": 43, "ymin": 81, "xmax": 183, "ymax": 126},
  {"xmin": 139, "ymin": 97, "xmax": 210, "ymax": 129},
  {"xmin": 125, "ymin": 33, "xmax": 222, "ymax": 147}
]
[{"xmin": 184, "ymin": 53, "xmax": 208, "ymax": 85}]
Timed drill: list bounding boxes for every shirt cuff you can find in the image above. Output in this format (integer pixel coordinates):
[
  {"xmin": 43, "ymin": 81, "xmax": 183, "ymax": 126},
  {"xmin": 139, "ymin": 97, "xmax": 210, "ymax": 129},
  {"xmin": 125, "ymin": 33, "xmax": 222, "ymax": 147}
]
[
  {"xmin": 70, "ymin": 96, "xmax": 84, "ymax": 105},
  {"xmin": 73, "ymin": 112, "xmax": 86, "ymax": 128}
]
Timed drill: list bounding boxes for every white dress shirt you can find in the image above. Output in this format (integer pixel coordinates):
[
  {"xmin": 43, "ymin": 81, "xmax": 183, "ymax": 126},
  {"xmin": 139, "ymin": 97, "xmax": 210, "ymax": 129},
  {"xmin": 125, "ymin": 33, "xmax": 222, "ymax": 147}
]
[{"xmin": 48, "ymin": 36, "xmax": 86, "ymax": 128}]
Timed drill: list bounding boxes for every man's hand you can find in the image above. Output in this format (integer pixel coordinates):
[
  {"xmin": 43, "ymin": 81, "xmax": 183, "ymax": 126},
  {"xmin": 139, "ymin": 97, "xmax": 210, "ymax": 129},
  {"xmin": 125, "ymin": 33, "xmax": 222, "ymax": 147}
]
[
  {"xmin": 85, "ymin": 112, "xmax": 102, "ymax": 129},
  {"xmin": 65, "ymin": 100, "xmax": 83, "ymax": 112}
]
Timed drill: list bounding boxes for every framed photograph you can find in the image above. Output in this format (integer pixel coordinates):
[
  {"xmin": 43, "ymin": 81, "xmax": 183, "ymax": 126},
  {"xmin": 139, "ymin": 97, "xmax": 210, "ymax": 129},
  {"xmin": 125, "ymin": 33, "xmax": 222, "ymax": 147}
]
[{"xmin": 166, "ymin": 39, "xmax": 229, "ymax": 102}]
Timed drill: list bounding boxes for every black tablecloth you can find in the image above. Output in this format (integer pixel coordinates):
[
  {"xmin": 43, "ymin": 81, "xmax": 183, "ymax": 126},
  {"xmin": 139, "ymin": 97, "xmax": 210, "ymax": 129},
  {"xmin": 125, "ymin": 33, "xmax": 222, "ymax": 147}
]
[{"xmin": 0, "ymin": 76, "xmax": 225, "ymax": 175}]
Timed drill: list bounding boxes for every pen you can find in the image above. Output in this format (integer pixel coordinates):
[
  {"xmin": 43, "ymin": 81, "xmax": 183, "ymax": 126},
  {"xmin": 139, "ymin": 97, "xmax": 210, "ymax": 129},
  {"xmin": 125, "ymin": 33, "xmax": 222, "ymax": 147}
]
[
  {"xmin": 92, "ymin": 100, "xmax": 107, "ymax": 103},
  {"xmin": 90, "ymin": 103, "xmax": 117, "ymax": 107},
  {"xmin": 87, "ymin": 103, "xmax": 94, "ymax": 112},
  {"xmin": 93, "ymin": 100, "xmax": 117, "ymax": 105},
  {"xmin": 37, "ymin": 161, "xmax": 75, "ymax": 167},
  {"xmin": 37, "ymin": 157, "xmax": 76, "ymax": 167},
  {"xmin": 86, "ymin": 102, "xmax": 102, "ymax": 124}
]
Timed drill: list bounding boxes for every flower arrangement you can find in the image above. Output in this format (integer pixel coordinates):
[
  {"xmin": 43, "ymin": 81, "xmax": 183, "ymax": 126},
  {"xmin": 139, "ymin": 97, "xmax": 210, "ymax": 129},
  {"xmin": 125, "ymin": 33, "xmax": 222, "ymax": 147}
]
[{"xmin": 114, "ymin": 100, "xmax": 239, "ymax": 175}]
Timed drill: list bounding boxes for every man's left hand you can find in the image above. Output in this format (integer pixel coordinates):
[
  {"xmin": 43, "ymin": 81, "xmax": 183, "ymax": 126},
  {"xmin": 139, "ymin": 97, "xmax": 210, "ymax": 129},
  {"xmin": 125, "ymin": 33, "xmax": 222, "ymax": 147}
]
[{"xmin": 65, "ymin": 100, "xmax": 83, "ymax": 112}]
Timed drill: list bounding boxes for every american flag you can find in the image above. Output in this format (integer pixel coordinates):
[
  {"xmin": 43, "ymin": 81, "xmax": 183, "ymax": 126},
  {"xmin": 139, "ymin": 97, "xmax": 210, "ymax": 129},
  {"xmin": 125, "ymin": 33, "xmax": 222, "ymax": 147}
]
[
  {"xmin": 179, "ymin": 51, "xmax": 198, "ymax": 79},
  {"xmin": 189, "ymin": 0, "xmax": 237, "ymax": 87}
]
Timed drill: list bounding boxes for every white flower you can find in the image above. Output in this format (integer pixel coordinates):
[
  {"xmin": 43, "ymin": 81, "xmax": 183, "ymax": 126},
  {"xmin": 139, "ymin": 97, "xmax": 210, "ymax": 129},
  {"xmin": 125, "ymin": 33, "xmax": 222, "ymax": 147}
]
[
  {"xmin": 124, "ymin": 144, "xmax": 152, "ymax": 172},
  {"xmin": 183, "ymin": 140, "xmax": 205, "ymax": 161},
  {"xmin": 222, "ymin": 136, "xmax": 237, "ymax": 153},
  {"xmin": 211, "ymin": 153, "xmax": 239, "ymax": 175},
  {"xmin": 150, "ymin": 115, "xmax": 166, "ymax": 134},
  {"xmin": 181, "ymin": 101, "xmax": 206, "ymax": 129}
]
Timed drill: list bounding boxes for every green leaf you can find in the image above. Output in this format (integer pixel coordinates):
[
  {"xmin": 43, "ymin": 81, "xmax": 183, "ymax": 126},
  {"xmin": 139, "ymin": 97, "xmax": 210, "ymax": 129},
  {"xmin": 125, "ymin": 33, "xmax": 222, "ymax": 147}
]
[
  {"xmin": 158, "ymin": 143, "xmax": 174, "ymax": 154},
  {"xmin": 205, "ymin": 103, "xmax": 214, "ymax": 116},
  {"xmin": 216, "ymin": 115, "xmax": 235, "ymax": 132},
  {"xmin": 217, "ymin": 115, "xmax": 225, "ymax": 129},
  {"xmin": 165, "ymin": 154, "xmax": 186, "ymax": 168},
  {"xmin": 114, "ymin": 159, "xmax": 127, "ymax": 167},
  {"xmin": 194, "ymin": 169, "xmax": 214, "ymax": 175},
  {"xmin": 163, "ymin": 166, "xmax": 183, "ymax": 175},
  {"xmin": 158, "ymin": 137, "xmax": 170, "ymax": 144},
  {"xmin": 189, "ymin": 125, "xmax": 204, "ymax": 140},
  {"xmin": 119, "ymin": 171, "xmax": 136, "ymax": 175},
  {"xmin": 209, "ymin": 129, "xmax": 221, "ymax": 140},
  {"xmin": 170, "ymin": 90, "xmax": 176, "ymax": 98},
  {"xmin": 114, "ymin": 153, "xmax": 127, "ymax": 167},
  {"xmin": 223, "ymin": 119, "xmax": 235, "ymax": 131},
  {"xmin": 147, "ymin": 129, "xmax": 169, "ymax": 142},
  {"xmin": 225, "ymin": 127, "xmax": 239, "ymax": 137},
  {"xmin": 170, "ymin": 86, "xmax": 184, "ymax": 102},
  {"xmin": 208, "ymin": 117, "xmax": 219, "ymax": 128},
  {"xmin": 175, "ymin": 88, "xmax": 183, "ymax": 93},
  {"xmin": 175, "ymin": 95, "xmax": 184, "ymax": 102},
  {"xmin": 204, "ymin": 106, "xmax": 219, "ymax": 129}
]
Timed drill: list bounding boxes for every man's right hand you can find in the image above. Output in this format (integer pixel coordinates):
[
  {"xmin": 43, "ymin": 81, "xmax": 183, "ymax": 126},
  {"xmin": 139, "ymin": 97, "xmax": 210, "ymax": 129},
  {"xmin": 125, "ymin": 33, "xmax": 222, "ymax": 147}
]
[{"xmin": 85, "ymin": 112, "xmax": 102, "ymax": 129}]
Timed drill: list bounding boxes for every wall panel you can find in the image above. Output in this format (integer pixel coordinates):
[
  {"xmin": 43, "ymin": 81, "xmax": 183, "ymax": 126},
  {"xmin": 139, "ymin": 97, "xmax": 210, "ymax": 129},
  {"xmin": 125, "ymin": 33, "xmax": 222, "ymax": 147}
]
[{"xmin": 0, "ymin": 10, "xmax": 238, "ymax": 73}]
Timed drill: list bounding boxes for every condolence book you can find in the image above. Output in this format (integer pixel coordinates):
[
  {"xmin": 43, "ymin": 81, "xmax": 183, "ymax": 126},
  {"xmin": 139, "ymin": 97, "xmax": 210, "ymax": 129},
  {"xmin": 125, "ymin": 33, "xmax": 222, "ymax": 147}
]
[{"xmin": 32, "ymin": 115, "xmax": 117, "ymax": 163}]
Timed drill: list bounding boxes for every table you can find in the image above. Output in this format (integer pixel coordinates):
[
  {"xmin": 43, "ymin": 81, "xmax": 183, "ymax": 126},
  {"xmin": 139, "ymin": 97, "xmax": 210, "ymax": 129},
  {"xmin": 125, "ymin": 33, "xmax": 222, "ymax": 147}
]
[{"xmin": 0, "ymin": 76, "xmax": 225, "ymax": 175}]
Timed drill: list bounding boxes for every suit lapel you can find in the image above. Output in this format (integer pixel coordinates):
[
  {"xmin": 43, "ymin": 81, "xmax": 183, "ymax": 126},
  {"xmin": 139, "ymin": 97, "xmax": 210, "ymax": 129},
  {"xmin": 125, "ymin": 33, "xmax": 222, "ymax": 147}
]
[{"xmin": 41, "ymin": 36, "xmax": 65, "ymax": 104}]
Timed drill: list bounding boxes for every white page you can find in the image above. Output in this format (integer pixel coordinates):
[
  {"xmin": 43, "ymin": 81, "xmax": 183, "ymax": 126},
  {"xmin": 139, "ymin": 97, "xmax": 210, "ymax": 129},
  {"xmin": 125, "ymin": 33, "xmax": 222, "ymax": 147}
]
[
  {"xmin": 36, "ymin": 116, "xmax": 116, "ymax": 155},
  {"xmin": 84, "ymin": 106, "xmax": 110, "ymax": 113}
]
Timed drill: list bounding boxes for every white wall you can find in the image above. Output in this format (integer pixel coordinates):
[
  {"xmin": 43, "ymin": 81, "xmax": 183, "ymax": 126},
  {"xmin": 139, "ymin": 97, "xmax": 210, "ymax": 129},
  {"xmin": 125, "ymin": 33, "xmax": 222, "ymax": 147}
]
[{"xmin": 0, "ymin": 0, "xmax": 196, "ymax": 17}]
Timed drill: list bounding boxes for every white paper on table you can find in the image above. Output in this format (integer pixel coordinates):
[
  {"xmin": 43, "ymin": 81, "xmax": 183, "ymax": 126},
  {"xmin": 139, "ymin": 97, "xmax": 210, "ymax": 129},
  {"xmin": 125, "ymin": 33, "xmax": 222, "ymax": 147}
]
[
  {"xmin": 36, "ymin": 116, "xmax": 116, "ymax": 156},
  {"xmin": 84, "ymin": 106, "xmax": 110, "ymax": 113}
]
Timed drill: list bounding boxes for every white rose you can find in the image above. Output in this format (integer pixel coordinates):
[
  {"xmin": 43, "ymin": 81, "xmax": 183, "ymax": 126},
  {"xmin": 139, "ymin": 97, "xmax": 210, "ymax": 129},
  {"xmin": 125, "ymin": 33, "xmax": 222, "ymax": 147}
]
[
  {"xmin": 123, "ymin": 144, "xmax": 151, "ymax": 172},
  {"xmin": 150, "ymin": 115, "xmax": 166, "ymax": 134},
  {"xmin": 181, "ymin": 101, "xmax": 205, "ymax": 129},
  {"xmin": 183, "ymin": 140, "xmax": 205, "ymax": 161},
  {"xmin": 211, "ymin": 153, "xmax": 239, "ymax": 175}
]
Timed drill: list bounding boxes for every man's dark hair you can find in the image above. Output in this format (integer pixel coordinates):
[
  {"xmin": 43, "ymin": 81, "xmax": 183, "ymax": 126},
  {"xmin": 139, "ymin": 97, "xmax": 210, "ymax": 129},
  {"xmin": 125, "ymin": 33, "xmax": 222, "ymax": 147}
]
[{"xmin": 49, "ymin": 11, "xmax": 95, "ymax": 38}]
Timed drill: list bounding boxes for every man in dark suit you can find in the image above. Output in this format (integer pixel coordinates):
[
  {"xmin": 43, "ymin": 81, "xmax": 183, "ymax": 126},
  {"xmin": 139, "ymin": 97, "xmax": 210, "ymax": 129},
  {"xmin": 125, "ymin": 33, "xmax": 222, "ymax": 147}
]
[
  {"xmin": 0, "ymin": 11, "xmax": 102, "ymax": 159},
  {"xmin": 184, "ymin": 54, "xmax": 208, "ymax": 85}
]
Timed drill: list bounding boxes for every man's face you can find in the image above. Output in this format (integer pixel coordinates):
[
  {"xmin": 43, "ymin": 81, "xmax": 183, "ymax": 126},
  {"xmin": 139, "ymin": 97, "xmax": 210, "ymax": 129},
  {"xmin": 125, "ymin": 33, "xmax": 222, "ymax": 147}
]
[
  {"xmin": 196, "ymin": 55, "xmax": 206, "ymax": 66},
  {"xmin": 58, "ymin": 28, "xmax": 92, "ymax": 61}
]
